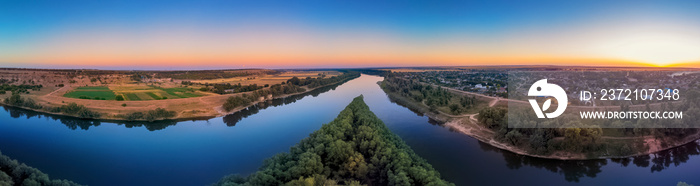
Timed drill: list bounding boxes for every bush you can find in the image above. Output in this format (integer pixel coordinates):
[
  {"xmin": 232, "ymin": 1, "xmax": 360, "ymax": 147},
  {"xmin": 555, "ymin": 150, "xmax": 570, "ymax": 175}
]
[
  {"xmin": 3, "ymin": 94, "xmax": 42, "ymax": 109},
  {"xmin": 115, "ymin": 95, "xmax": 125, "ymax": 101},
  {"xmin": 78, "ymin": 108, "xmax": 101, "ymax": 118},
  {"xmin": 53, "ymin": 102, "xmax": 101, "ymax": 118},
  {"xmin": 46, "ymin": 106, "xmax": 62, "ymax": 113},
  {"xmin": 124, "ymin": 112, "xmax": 145, "ymax": 121},
  {"xmin": 121, "ymin": 108, "xmax": 177, "ymax": 122},
  {"xmin": 223, "ymin": 94, "xmax": 254, "ymax": 112}
]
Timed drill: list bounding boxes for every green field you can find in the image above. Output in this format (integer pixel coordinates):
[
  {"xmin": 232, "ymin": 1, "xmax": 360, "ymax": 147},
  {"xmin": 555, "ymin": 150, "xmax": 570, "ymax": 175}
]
[
  {"xmin": 63, "ymin": 86, "xmax": 204, "ymax": 101},
  {"xmin": 124, "ymin": 93, "xmax": 141, "ymax": 101},
  {"xmin": 145, "ymin": 92, "xmax": 163, "ymax": 100},
  {"xmin": 154, "ymin": 87, "xmax": 202, "ymax": 99},
  {"xmin": 64, "ymin": 86, "xmax": 117, "ymax": 100}
]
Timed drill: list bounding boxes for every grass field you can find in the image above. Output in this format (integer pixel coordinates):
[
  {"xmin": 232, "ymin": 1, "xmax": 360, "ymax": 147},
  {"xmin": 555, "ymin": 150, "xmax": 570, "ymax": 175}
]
[
  {"xmin": 145, "ymin": 92, "xmax": 162, "ymax": 99},
  {"xmin": 63, "ymin": 86, "xmax": 117, "ymax": 100},
  {"xmin": 63, "ymin": 85, "xmax": 204, "ymax": 101},
  {"xmin": 155, "ymin": 87, "xmax": 201, "ymax": 98},
  {"xmin": 124, "ymin": 93, "xmax": 141, "ymax": 100}
]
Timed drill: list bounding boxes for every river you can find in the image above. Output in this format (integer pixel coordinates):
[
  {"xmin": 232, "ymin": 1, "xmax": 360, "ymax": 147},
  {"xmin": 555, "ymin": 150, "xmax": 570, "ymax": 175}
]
[{"xmin": 1, "ymin": 74, "xmax": 699, "ymax": 185}]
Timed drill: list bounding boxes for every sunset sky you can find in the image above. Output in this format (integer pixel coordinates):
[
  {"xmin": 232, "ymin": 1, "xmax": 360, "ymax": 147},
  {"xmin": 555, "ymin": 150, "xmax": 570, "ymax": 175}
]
[{"xmin": 2, "ymin": 0, "xmax": 700, "ymax": 69}]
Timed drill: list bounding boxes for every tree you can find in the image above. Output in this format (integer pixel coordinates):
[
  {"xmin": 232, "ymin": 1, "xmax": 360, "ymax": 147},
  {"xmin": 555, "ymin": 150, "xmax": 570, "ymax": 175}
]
[
  {"xmin": 0, "ymin": 151, "xmax": 82, "ymax": 186},
  {"xmin": 115, "ymin": 95, "xmax": 125, "ymax": 101},
  {"xmin": 287, "ymin": 77, "xmax": 301, "ymax": 85},
  {"xmin": 449, "ymin": 103, "xmax": 461, "ymax": 114},
  {"xmin": 214, "ymin": 96, "xmax": 452, "ymax": 186},
  {"xmin": 223, "ymin": 95, "xmax": 253, "ymax": 112},
  {"xmin": 505, "ymin": 130, "xmax": 523, "ymax": 145}
]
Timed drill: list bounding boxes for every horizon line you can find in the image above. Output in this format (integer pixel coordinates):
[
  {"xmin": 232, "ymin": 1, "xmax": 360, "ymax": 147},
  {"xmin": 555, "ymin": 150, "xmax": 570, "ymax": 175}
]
[{"xmin": 2, "ymin": 64, "xmax": 699, "ymax": 71}]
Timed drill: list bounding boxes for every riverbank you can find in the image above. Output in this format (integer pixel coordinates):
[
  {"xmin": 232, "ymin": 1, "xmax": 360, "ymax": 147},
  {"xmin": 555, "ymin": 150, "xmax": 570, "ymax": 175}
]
[
  {"xmin": 379, "ymin": 80, "xmax": 700, "ymax": 160},
  {"xmin": 0, "ymin": 75, "xmax": 359, "ymax": 122}
]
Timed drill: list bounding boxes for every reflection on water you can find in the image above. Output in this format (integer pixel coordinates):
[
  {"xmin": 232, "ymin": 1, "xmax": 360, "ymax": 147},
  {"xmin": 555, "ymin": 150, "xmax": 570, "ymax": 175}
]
[
  {"xmin": 382, "ymin": 83, "xmax": 700, "ymax": 183},
  {"xmin": 477, "ymin": 141, "xmax": 606, "ymax": 182},
  {"xmin": 3, "ymin": 106, "xmax": 179, "ymax": 131},
  {"xmin": 477, "ymin": 139, "xmax": 700, "ymax": 182},
  {"xmin": 649, "ymin": 141, "xmax": 700, "ymax": 172},
  {"xmin": 222, "ymin": 81, "xmax": 343, "ymax": 126},
  {"xmin": 2, "ymin": 79, "xmax": 346, "ymax": 131}
]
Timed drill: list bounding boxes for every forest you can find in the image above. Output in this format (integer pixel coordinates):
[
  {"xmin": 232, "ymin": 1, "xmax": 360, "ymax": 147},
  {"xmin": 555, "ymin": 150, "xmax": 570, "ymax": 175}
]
[
  {"xmin": 215, "ymin": 96, "xmax": 453, "ymax": 186},
  {"xmin": 381, "ymin": 76, "xmax": 478, "ymax": 115},
  {"xmin": 194, "ymin": 71, "xmax": 360, "ymax": 95},
  {"xmin": 1, "ymin": 151, "xmax": 82, "ymax": 186},
  {"xmin": 285, "ymin": 71, "xmax": 361, "ymax": 89},
  {"xmin": 222, "ymin": 72, "xmax": 360, "ymax": 112},
  {"xmin": 477, "ymin": 96, "xmax": 700, "ymax": 157},
  {"xmin": 206, "ymin": 83, "xmax": 264, "ymax": 94},
  {"xmin": 153, "ymin": 69, "xmax": 279, "ymax": 80}
]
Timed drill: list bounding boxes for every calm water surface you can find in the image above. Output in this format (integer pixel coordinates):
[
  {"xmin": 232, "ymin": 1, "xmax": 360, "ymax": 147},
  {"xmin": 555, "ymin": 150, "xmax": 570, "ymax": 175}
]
[{"xmin": 1, "ymin": 74, "xmax": 699, "ymax": 185}]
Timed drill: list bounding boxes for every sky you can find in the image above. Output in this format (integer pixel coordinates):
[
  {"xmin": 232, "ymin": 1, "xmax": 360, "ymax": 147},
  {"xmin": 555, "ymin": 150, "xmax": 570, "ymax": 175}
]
[{"xmin": 2, "ymin": 0, "xmax": 700, "ymax": 69}]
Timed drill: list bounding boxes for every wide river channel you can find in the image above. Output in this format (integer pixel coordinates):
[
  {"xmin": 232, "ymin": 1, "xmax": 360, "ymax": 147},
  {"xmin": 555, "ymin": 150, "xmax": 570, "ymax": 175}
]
[{"xmin": 1, "ymin": 74, "xmax": 699, "ymax": 185}]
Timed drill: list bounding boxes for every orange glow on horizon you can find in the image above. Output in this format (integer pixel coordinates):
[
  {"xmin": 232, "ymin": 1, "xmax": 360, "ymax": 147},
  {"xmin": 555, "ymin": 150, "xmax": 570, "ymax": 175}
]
[
  {"xmin": 5, "ymin": 52, "xmax": 668, "ymax": 69},
  {"xmin": 3, "ymin": 16, "xmax": 700, "ymax": 69}
]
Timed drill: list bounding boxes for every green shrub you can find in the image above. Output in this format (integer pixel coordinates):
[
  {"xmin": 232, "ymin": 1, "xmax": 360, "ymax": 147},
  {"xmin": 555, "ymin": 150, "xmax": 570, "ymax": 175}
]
[
  {"xmin": 121, "ymin": 108, "xmax": 177, "ymax": 122},
  {"xmin": 0, "ymin": 151, "xmax": 83, "ymax": 186},
  {"xmin": 3, "ymin": 94, "xmax": 42, "ymax": 109}
]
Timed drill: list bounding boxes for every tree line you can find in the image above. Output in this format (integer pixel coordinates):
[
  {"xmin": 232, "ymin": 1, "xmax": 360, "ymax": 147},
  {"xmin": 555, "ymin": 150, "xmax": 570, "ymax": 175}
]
[
  {"xmin": 3, "ymin": 94, "xmax": 42, "ymax": 110},
  {"xmin": 1, "ymin": 151, "xmax": 82, "ymax": 186},
  {"xmin": 45, "ymin": 102, "xmax": 102, "ymax": 119},
  {"xmin": 202, "ymin": 83, "xmax": 264, "ymax": 94},
  {"xmin": 285, "ymin": 71, "xmax": 360, "ymax": 89},
  {"xmin": 215, "ymin": 96, "xmax": 453, "ymax": 186},
  {"xmin": 222, "ymin": 72, "xmax": 360, "ymax": 112},
  {"xmin": 154, "ymin": 69, "xmax": 279, "ymax": 80},
  {"xmin": 117, "ymin": 108, "xmax": 177, "ymax": 122},
  {"xmin": 0, "ymin": 82, "xmax": 42, "ymax": 95},
  {"xmin": 382, "ymin": 76, "xmax": 477, "ymax": 115},
  {"xmin": 221, "ymin": 83, "xmax": 308, "ymax": 112},
  {"xmin": 477, "ymin": 97, "xmax": 700, "ymax": 157},
  {"xmin": 3, "ymin": 94, "xmax": 103, "ymax": 119}
]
